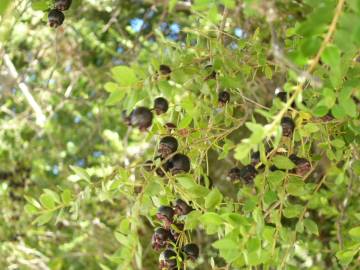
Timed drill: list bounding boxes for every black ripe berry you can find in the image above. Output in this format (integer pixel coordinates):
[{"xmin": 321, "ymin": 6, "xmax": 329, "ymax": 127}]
[
  {"xmin": 182, "ymin": 243, "xmax": 199, "ymax": 261},
  {"xmin": 55, "ymin": 0, "xmax": 72, "ymax": 11},
  {"xmin": 157, "ymin": 206, "xmax": 175, "ymax": 226},
  {"xmin": 289, "ymin": 154, "xmax": 311, "ymax": 176},
  {"xmin": 228, "ymin": 166, "xmax": 257, "ymax": 184},
  {"xmin": 155, "ymin": 160, "xmax": 171, "ymax": 177},
  {"xmin": 239, "ymin": 165, "xmax": 257, "ymax": 184},
  {"xmin": 152, "ymin": 228, "xmax": 171, "ymax": 251},
  {"xmin": 159, "ymin": 65, "xmax": 172, "ymax": 76},
  {"xmin": 218, "ymin": 91, "xmax": 230, "ymax": 105},
  {"xmin": 143, "ymin": 160, "xmax": 155, "ymax": 172},
  {"xmin": 164, "ymin": 122, "xmax": 177, "ymax": 131},
  {"xmin": 275, "ymin": 92, "xmax": 288, "ymax": 103},
  {"xmin": 227, "ymin": 167, "xmax": 241, "ymax": 181},
  {"xmin": 155, "ymin": 167, "xmax": 165, "ymax": 177},
  {"xmin": 158, "ymin": 136, "xmax": 178, "ymax": 159},
  {"xmin": 174, "ymin": 199, "xmax": 193, "ymax": 216},
  {"xmin": 159, "ymin": 249, "xmax": 177, "ymax": 269},
  {"xmin": 154, "ymin": 97, "xmax": 169, "ymax": 115},
  {"xmin": 167, "ymin": 154, "xmax": 191, "ymax": 175},
  {"xmin": 320, "ymin": 112, "xmax": 334, "ymax": 122},
  {"xmin": 129, "ymin": 107, "xmax": 153, "ymax": 131},
  {"xmin": 281, "ymin": 117, "xmax": 295, "ymax": 137},
  {"xmin": 204, "ymin": 65, "xmax": 217, "ymax": 81},
  {"xmin": 48, "ymin": 9, "xmax": 65, "ymax": 28}
]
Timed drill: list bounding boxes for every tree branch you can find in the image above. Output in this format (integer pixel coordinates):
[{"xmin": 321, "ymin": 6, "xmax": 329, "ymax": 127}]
[{"xmin": 3, "ymin": 53, "xmax": 46, "ymax": 127}]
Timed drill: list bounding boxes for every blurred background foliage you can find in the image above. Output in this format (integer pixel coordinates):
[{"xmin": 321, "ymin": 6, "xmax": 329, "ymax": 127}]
[{"xmin": 0, "ymin": 0, "xmax": 360, "ymax": 269}]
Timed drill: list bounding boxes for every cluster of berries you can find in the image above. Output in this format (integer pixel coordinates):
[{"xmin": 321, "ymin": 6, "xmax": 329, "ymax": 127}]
[
  {"xmin": 48, "ymin": 0, "xmax": 72, "ymax": 28},
  {"xmin": 227, "ymin": 94, "xmax": 311, "ymax": 183},
  {"xmin": 144, "ymin": 136, "xmax": 190, "ymax": 177},
  {"xmin": 277, "ymin": 94, "xmax": 311, "ymax": 176},
  {"xmin": 154, "ymin": 200, "xmax": 199, "ymax": 269}
]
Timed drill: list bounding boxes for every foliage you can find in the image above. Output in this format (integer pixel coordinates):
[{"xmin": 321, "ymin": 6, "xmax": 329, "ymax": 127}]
[{"xmin": 0, "ymin": 0, "xmax": 360, "ymax": 269}]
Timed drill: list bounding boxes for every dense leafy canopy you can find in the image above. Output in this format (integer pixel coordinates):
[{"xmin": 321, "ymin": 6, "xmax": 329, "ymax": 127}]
[{"xmin": 0, "ymin": 0, "xmax": 360, "ymax": 269}]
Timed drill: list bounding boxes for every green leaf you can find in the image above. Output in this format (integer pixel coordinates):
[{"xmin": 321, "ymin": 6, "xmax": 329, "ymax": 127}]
[
  {"xmin": 336, "ymin": 249, "xmax": 358, "ymax": 265},
  {"xmin": 106, "ymin": 90, "xmax": 126, "ymax": 106},
  {"xmin": 331, "ymin": 139, "xmax": 345, "ymax": 148},
  {"xmin": 349, "ymin": 226, "xmax": 360, "ymax": 238},
  {"xmin": 272, "ymin": 155, "xmax": 295, "ymax": 170},
  {"xmin": 111, "ymin": 66, "xmax": 138, "ymax": 86},
  {"xmin": 332, "ymin": 104, "xmax": 346, "ymax": 119},
  {"xmin": 340, "ymin": 98, "xmax": 357, "ymax": 118},
  {"xmin": 33, "ymin": 212, "xmax": 54, "ymax": 226},
  {"xmin": 303, "ymin": 123, "xmax": 320, "ymax": 134},
  {"xmin": 177, "ymin": 175, "xmax": 196, "ymax": 189},
  {"xmin": 43, "ymin": 189, "xmax": 61, "ymax": 204},
  {"xmin": 246, "ymin": 123, "xmax": 266, "ymax": 144},
  {"xmin": 267, "ymin": 170, "xmax": 285, "ymax": 189},
  {"xmin": 200, "ymin": 212, "xmax": 223, "ymax": 226},
  {"xmin": 283, "ymin": 204, "xmax": 303, "ymax": 218},
  {"xmin": 40, "ymin": 193, "xmax": 56, "ymax": 209},
  {"xmin": 61, "ymin": 189, "xmax": 73, "ymax": 205},
  {"xmin": 321, "ymin": 45, "xmax": 340, "ymax": 67},
  {"xmin": 205, "ymin": 188, "xmax": 223, "ymax": 209},
  {"xmin": 264, "ymin": 191, "xmax": 278, "ymax": 205},
  {"xmin": 287, "ymin": 177, "xmax": 305, "ymax": 196},
  {"xmin": 69, "ymin": 165, "xmax": 91, "ymax": 183},
  {"xmin": 104, "ymin": 82, "xmax": 119, "ymax": 92},
  {"xmin": 234, "ymin": 143, "xmax": 252, "ymax": 160},
  {"xmin": 24, "ymin": 204, "xmax": 39, "ymax": 215},
  {"xmin": 213, "ymin": 238, "xmax": 238, "ymax": 250},
  {"xmin": 304, "ymin": 219, "xmax": 319, "ymax": 235},
  {"xmin": 313, "ymin": 105, "xmax": 329, "ymax": 117}
]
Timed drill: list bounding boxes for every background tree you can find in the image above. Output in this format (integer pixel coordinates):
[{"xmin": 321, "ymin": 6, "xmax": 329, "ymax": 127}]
[{"xmin": 0, "ymin": 0, "xmax": 360, "ymax": 269}]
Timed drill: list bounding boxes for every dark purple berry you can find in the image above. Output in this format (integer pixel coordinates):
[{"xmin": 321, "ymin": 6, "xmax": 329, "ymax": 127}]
[
  {"xmin": 143, "ymin": 160, "xmax": 155, "ymax": 172},
  {"xmin": 182, "ymin": 243, "xmax": 199, "ymax": 261},
  {"xmin": 239, "ymin": 165, "xmax": 257, "ymax": 184},
  {"xmin": 159, "ymin": 65, "xmax": 172, "ymax": 75},
  {"xmin": 275, "ymin": 91, "xmax": 288, "ymax": 103},
  {"xmin": 55, "ymin": 0, "xmax": 72, "ymax": 11},
  {"xmin": 275, "ymin": 92, "xmax": 297, "ymax": 108},
  {"xmin": 157, "ymin": 206, "xmax": 175, "ymax": 227},
  {"xmin": 289, "ymin": 154, "xmax": 311, "ymax": 176},
  {"xmin": 227, "ymin": 167, "xmax": 241, "ymax": 181},
  {"xmin": 281, "ymin": 117, "xmax": 295, "ymax": 137},
  {"xmin": 174, "ymin": 199, "xmax": 193, "ymax": 216},
  {"xmin": 320, "ymin": 112, "xmax": 334, "ymax": 122},
  {"xmin": 154, "ymin": 97, "xmax": 169, "ymax": 115},
  {"xmin": 159, "ymin": 249, "xmax": 177, "ymax": 269},
  {"xmin": 167, "ymin": 154, "xmax": 191, "ymax": 175},
  {"xmin": 152, "ymin": 228, "xmax": 171, "ymax": 251},
  {"xmin": 48, "ymin": 9, "xmax": 65, "ymax": 28},
  {"xmin": 155, "ymin": 161, "xmax": 170, "ymax": 177},
  {"xmin": 129, "ymin": 107, "xmax": 153, "ymax": 131},
  {"xmin": 204, "ymin": 65, "xmax": 217, "ymax": 81},
  {"xmin": 164, "ymin": 122, "xmax": 177, "ymax": 131},
  {"xmin": 158, "ymin": 136, "xmax": 178, "ymax": 159},
  {"xmin": 218, "ymin": 91, "xmax": 230, "ymax": 105}
]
